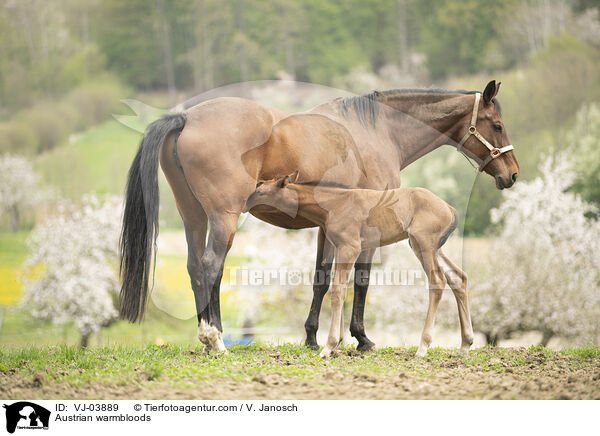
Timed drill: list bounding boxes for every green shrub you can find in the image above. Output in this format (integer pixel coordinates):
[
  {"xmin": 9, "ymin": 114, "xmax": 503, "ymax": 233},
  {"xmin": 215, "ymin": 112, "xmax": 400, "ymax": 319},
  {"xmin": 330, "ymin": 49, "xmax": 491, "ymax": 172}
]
[
  {"xmin": 65, "ymin": 77, "xmax": 126, "ymax": 131},
  {"xmin": 0, "ymin": 121, "xmax": 37, "ymax": 156},
  {"xmin": 16, "ymin": 104, "xmax": 71, "ymax": 153}
]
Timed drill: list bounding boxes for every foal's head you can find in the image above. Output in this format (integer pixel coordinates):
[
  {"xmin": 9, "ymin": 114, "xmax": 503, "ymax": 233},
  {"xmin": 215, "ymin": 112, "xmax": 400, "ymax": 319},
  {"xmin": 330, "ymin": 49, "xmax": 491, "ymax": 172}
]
[
  {"xmin": 244, "ymin": 171, "xmax": 300, "ymax": 213},
  {"xmin": 458, "ymin": 80, "xmax": 520, "ymax": 189}
]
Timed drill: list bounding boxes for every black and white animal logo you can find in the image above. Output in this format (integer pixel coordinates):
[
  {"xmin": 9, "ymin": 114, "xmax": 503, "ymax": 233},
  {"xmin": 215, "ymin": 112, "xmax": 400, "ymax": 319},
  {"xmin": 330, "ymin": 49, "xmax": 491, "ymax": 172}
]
[{"xmin": 2, "ymin": 402, "xmax": 50, "ymax": 433}]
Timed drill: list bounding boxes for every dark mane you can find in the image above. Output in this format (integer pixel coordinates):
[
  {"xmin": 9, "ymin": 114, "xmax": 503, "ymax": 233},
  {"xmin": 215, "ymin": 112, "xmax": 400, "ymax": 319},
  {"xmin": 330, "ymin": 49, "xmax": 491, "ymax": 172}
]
[
  {"xmin": 338, "ymin": 88, "xmax": 501, "ymax": 125},
  {"xmin": 294, "ymin": 179, "xmax": 353, "ymax": 189}
]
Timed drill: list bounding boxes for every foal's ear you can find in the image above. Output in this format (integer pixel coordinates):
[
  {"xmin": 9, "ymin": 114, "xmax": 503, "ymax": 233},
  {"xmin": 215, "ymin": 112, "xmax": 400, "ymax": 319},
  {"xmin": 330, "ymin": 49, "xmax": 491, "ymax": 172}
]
[
  {"xmin": 289, "ymin": 170, "xmax": 300, "ymax": 183},
  {"xmin": 483, "ymin": 80, "xmax": 499, "ymax": 105},
  {"xmin": 279, "ymin": 171, "xmax": 299, "ymax": 188}
]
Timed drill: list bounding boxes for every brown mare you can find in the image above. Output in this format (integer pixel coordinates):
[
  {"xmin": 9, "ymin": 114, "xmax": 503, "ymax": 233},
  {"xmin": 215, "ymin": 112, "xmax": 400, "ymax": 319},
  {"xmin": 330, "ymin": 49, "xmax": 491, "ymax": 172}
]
[
  {"xmin": 119, "ymin": 80, "xmax": 519, "ymax": 353},
  {"xmin": 245, "ymin": 173, "xmax": 469, "ymax": 358}
]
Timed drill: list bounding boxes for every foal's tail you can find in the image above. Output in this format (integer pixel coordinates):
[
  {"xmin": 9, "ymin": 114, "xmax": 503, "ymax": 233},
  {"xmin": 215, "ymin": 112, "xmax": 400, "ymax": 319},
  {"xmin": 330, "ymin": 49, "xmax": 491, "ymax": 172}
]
[
  {"xmin": 437, "ymin": 206, "xmax": 459, "ymax": 249},
  {"xmin": 119, "ymin": 113, "xmax": 186, "ymax": 322}
]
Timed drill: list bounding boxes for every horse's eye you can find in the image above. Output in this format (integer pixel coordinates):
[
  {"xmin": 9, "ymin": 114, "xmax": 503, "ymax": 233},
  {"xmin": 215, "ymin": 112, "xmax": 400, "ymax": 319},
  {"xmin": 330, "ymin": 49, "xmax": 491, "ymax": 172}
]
[
  {"xmin": 493, "ymin": 124, "xmax": 503, "ymax": 132},
  {"xmin": 256, "ymin": 181, "xmax": 264, "ymax": 188}
]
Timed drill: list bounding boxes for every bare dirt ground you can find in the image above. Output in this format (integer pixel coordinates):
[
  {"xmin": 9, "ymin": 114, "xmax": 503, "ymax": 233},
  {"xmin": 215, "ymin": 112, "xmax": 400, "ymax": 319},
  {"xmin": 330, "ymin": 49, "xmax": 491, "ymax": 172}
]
[{"xmin": 1, "ymin": 345, "xmax": 599, "ymax": 400}]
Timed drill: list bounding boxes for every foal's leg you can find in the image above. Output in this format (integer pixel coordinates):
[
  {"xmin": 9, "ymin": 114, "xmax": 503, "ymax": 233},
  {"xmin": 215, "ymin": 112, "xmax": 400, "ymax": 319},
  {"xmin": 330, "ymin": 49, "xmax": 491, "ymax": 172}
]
[
  {"xmin": 320, "ymin": 246, "xmax": 360, "ymax": 358},
  {"xmin": 305, "ymin": 228, "xmax": 334, "ymax": 350},
  {"xmin": 410, "ymin": 236, "xmax": 446, "ymax": 357},
  {"xmin": 438, "ymin": 251, "xmax": 473, "ymax": 355},
  {"xmin": 350, "ymin": 248, "xmax": 376, "ymax": 351}
]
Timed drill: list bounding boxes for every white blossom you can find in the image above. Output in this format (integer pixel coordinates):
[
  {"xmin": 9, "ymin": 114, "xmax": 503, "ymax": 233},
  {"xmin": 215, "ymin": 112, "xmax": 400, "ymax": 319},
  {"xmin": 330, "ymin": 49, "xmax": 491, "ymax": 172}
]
[
  {"xmin": 0, "ymin": 154, "xmax": 40, "ymax": 230},
  {"xmin": 20, "ymin": 194, "xmax": 123, "ymax": 341},
  {"xmin": 470, "ymin": 154, "xmax": 600, "ymax": 344}
]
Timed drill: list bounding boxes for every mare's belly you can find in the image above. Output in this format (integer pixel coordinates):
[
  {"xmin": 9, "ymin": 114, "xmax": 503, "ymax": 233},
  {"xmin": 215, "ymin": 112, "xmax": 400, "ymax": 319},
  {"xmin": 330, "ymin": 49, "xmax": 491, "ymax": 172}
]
[{"xmin": 249, "ymin": 205, "xmax": 317, "ymax": 229}]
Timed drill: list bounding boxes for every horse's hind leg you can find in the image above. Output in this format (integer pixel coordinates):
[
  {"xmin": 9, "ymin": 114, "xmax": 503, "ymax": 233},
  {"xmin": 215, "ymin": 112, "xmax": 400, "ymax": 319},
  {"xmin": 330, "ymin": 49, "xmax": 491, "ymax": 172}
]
[
  {"xmin": 409, "ymin": 235, "xmax": 446, "ymax": 357},
  {"xmin": 304, "ymin": 228, "xmax": 334, "ymax": 350},
  {"xmin": 438, "ymin": 251, "xmax": 473, "ymax": 355},
  {"xmin": 350, "ymin": 248, "xmax": 376, "ymax": 351},
  {"xmin": 160, "ymin": 131, "xmax": 217, "ymax": 352},
  {"xmin": 196, "ymin": 212, "xmax": 239, "ymax": 353}
]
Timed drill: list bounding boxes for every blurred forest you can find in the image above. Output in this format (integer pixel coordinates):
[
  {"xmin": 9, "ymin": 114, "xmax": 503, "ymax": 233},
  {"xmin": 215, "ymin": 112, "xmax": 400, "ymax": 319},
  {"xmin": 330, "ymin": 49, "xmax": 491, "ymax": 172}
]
[{"xmin": 1, "ymin": 0, "xmax": 599, "ymax": 234}]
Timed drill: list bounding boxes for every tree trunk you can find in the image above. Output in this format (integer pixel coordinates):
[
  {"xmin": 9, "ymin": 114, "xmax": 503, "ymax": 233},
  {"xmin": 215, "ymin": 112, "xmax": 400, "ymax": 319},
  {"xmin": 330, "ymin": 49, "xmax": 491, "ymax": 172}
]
[
  {"xmin": 201, "ymin": 5, "xmax": 213, "ymax": 90},
  {"xmin": 234, "ymin": 0, "xmax": 249, "ymax": 94},
  {"xmin": 157, "ymin": 0, "xmax": 177, "ymax": 107},
  {"xmin": 10, "ymin": 205, "xmax": 20, "ymax": 232},
  {"xmin": 281, "ymin": 4, "xmax": 295, "ymax": 79},
  {"xmin": 540, "ymin": 331, "xmax": 554, "ymax": 347},
  {"xmin": 397, "ymin": 0, "xmax": 409, "ymax": 75},
  {"xmin": 80, "ymin": 332, "xmax": 90, "ymax": 348}
]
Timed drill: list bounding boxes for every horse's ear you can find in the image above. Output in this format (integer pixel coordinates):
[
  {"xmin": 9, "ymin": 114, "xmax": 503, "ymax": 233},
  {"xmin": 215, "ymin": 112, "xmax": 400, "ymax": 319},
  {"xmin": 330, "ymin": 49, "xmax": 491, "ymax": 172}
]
[{"xmin": 483, "ymin": 80, "xmax": 499, "ymax": 105}]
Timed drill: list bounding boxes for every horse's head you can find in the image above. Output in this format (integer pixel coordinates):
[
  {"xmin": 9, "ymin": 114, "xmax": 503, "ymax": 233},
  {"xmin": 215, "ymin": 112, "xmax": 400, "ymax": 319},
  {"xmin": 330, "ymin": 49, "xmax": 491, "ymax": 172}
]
[{"xmin": 457, "ymin": 80, "xmax": 520, "ymax": 189}]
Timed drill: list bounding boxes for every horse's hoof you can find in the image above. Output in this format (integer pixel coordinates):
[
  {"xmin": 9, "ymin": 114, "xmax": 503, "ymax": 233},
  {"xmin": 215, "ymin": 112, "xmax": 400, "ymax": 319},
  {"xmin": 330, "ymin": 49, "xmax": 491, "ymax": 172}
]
[
  {"xmin": 305, "ymin": 341, "xmax": 320, "ymax": 351},
  {"xmin": 356, "ymin": 340, "xmax": 376, "ymax": 352},
  {"xmin": 415, "ymin": 348, "xmax": 427, "ymax": 357}
]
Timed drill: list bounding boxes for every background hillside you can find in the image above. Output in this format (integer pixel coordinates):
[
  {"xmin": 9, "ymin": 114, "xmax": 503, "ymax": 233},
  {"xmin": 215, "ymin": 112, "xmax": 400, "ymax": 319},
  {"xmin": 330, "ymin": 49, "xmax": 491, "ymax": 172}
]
[{"xmin": 1, "ymin": 0, "xmax": 599, "ymax": 233}]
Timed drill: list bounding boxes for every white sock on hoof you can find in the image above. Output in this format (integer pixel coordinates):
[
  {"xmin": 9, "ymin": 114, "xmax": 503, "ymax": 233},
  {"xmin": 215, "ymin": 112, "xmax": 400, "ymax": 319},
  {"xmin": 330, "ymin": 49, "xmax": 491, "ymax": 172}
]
[
  {"xmin": 198, "ymin": 320, "xmax": 227, "ymax": 355},
  {"xmin": 415, "ymin": 346, "xmax": 428, "ymax": 357},
  {"xmin": 319, "ymin": 348, "xmax": 332, "ymax": 358}
]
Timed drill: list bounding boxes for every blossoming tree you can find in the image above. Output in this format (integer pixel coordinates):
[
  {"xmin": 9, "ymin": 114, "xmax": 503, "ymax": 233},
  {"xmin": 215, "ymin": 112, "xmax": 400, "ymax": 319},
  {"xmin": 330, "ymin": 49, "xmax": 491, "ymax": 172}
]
[
  {"xmin": 0, "ymin": 154, "xmax": 39, "ymax": 231},
  {"xmin": 470, "ymin": 155, "xmax": 600, "ymax": 345},
  {"xmin": 21, "ymin": 194, "xmax": 123, "ymax": 347}
]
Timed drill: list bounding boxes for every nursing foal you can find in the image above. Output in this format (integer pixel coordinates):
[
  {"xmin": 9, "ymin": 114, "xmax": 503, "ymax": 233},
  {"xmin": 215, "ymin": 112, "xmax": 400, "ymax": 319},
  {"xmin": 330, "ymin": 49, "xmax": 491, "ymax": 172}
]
[{"xmin": 245, "ymin": 172, "xmax": 474, "ymax": 358}]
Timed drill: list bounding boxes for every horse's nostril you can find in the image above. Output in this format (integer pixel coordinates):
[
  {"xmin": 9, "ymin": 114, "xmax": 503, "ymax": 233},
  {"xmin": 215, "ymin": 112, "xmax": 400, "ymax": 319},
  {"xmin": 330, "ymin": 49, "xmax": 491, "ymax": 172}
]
[{"xmin": 511, "ymin": 172, "xmax": 518, "ymax": 183}]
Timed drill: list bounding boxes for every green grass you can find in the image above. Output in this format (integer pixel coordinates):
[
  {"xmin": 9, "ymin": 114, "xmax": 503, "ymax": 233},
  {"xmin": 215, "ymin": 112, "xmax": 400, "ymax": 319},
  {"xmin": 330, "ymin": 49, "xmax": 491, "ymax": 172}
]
[
  {"xmin": 35, "ymin": 118, "xmax": 183, "ymax": 227},
  {"xmin": 560, "ymin": 345, "xmax": 600, "ymax": 359},
  {"xmin": 36, "ymin": 120, "xmax": 141, "ymax": 199},
  {"xmin": 0, "ymin": 344, "xmax": 598, "ymax": 388},
  {"xmin": 0, "ymin": 231, "xmax": 29, "ymax": 304}
]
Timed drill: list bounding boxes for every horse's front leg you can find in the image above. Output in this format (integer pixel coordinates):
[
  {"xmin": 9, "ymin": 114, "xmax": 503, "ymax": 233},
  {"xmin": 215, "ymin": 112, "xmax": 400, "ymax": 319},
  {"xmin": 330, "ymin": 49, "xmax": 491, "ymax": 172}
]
[
  {"xmin": 320, "ymin": 246, "xmax": 359, "ymax": 358},
  {"xmin": 350, "ymin": 248, "xmax": 376, "ymax": 351}
]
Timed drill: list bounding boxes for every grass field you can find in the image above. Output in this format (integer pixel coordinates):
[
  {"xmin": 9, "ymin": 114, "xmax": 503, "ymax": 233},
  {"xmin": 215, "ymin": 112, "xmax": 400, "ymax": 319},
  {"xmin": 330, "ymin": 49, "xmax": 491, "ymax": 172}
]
[
  {"xmin": 35, "ymin": 118, "xmax": 183, "ymax": 227},
  {"xmin": 36, "ymin": 120, "xmax": 140, "ymax": 199},
  {"xmin": 0, "ymin": 231, "xmax": 29, "ymax": 305},
  {"xmin": 0, "ymin": 344, "xmax": 598, "ymax": 400}
]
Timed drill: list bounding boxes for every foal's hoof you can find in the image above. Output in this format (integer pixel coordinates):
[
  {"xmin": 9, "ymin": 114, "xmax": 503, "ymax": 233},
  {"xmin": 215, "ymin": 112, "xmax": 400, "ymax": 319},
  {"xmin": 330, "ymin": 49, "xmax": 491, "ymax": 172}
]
[
  {"xmin": 319, "ymin": 348, "xmax": 333, "ymax": 359},
  {"xmin": 415, "ymin": 347, "xmax": 428, "ymax": 358},
  {"xmin": 356, "ymin": 340, "xmax": 376, "ymax": 352}
]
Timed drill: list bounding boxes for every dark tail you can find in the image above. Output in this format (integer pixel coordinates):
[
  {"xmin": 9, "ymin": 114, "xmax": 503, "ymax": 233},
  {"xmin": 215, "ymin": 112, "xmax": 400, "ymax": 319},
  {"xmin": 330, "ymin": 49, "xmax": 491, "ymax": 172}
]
[{"xmin": 119, "ymin": 113, "xmax": 186, "ymax": 322}]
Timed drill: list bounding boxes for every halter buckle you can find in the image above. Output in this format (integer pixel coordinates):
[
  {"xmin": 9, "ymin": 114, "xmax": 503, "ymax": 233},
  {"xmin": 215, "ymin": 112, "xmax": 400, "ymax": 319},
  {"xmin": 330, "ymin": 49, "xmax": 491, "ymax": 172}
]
[
  {"xmin": 490, "ymin": 148, "xmax": 501, "ymax": 158},
  {"xmin": 468, "ymin": 125, "xmax": 476, "ymax": 134}
]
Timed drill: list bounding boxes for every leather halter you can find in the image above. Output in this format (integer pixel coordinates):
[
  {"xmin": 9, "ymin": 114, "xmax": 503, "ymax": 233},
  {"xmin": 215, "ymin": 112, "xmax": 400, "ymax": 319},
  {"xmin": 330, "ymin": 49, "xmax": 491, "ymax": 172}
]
[{"xmin": 456, "ymin": 92, "xmax": 514, "ymax": 172}]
